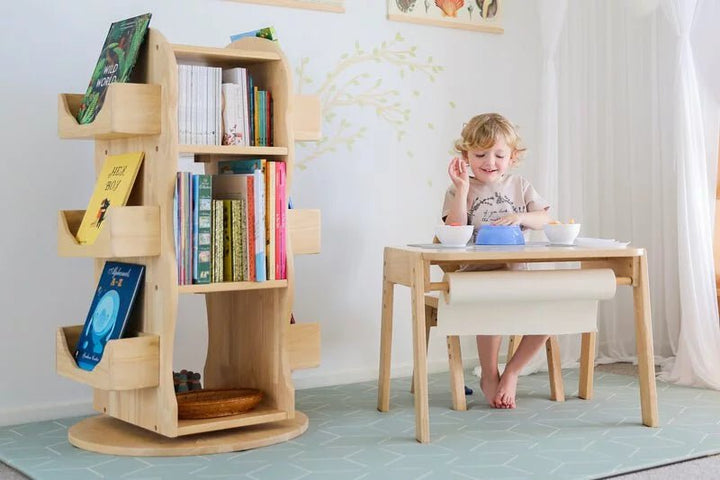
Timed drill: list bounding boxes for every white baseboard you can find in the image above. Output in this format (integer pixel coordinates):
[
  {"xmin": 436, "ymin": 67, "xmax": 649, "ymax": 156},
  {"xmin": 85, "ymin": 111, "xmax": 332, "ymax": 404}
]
[
  {"xmin": 0, "ymin": 360, "xmax": 481, "ymax": 426},
  {"xmin": 293, "ymin": 358, "xmax": 479, "ymax": 390},
  {"xmin": 0, "ymin": 400, "xmax": 94, "ymax": 427}
]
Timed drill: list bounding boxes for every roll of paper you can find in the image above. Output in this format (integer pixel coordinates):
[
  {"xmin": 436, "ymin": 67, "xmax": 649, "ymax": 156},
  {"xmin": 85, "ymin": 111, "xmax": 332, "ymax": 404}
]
[{"xmin": 436, "ymin": 268, "xmax": 616, "ymax": 335}]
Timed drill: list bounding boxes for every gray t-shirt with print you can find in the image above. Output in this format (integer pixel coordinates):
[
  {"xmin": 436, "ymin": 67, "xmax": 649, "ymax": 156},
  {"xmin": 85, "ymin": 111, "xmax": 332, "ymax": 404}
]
[{"xmin": 442, "ymin": 174, "xmax": 550, "ymax": 234}]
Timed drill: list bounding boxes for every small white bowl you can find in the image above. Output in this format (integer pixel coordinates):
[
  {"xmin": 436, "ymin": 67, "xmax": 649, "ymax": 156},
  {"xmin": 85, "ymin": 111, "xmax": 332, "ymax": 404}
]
[
  {"xmin": 543, "ymin": 223, "xmax": 581, "ymax": 245},
  {"xmin": 435, "ymin": 224, "xmax": 473, "ymax": 247}
]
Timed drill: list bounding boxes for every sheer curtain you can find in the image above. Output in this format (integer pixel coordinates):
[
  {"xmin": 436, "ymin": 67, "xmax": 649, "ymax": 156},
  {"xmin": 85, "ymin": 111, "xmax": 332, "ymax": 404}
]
[
  {"xmin": 538, "ymin": 0, "xmax": 720, "ymax": 388},
  {"xmin": 655, "ymin": 0, "xmax": 720, "ymax": 388}
]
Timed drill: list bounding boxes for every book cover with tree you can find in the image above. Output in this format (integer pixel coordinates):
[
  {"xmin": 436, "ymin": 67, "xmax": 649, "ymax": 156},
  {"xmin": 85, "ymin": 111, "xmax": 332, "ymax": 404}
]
[{"xmin": 76, "ymin": 13, "xmax": 152, "ymax": 125}]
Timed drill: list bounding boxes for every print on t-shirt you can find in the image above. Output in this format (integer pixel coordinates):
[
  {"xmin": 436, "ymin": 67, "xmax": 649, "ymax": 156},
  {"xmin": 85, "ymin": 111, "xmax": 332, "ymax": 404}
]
[{"xmin": 468, "ymin": 191, "xmax": 528, "ymax": 224}]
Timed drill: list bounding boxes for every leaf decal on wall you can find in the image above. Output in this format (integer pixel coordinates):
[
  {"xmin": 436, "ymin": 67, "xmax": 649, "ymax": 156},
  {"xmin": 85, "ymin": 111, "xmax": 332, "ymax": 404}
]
[{"xmin": 295, "ymin": 33, "xmax": 444, "ymax": 170}]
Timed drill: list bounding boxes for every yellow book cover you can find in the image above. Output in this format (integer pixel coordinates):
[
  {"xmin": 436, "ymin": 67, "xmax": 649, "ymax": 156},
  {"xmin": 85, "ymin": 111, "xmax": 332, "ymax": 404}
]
[{"xmin": 75, "ymin": 151, "xmax": 144, "ymax": 245}]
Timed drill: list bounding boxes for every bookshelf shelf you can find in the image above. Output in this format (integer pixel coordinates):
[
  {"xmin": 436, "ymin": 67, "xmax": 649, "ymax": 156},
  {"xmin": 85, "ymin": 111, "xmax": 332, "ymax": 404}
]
[
  {"xmin": 57, "ymin": 207, "xmax": 161, "ymax": 258},
  {"xmin": 58, "ymin": 83, "xmax": 161, "ymax": 140},
  {"xmin": 56, "ymin": 28, "xmax": 322, "ymax": 456},
  {"xmin": 177, "ymin": 403, "xmax": 288, "ymax": 436},
  {"xmin": 56, "ymin": 326, "xmax": 160, "ymax": 391},
  {"xmin": 172, "ymin": 44, "xmax": 281, "ymax": 66},
  {"xmin": 178, "ymin": 145, "xmax": 288, "ymax": 156},
  {"xmin": 178, "ymin": 280, "xmax": 287, "ymax": 294}
]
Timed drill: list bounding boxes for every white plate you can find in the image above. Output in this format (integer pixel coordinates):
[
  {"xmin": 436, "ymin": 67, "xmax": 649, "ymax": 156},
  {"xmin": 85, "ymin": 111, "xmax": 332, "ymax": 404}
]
[{"xmin": 575, "ymin": 237, "xmax": 630, "ymax": 249}]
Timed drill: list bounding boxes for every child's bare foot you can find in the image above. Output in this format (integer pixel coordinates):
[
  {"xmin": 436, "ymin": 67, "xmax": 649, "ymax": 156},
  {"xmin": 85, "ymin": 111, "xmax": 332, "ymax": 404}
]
[
  {"xmin": 480, "ymin": 373, "xmax": 501, "ymax": 407},
  {"xmin": 495, "ymin": 371, "xmax": 518, "ymax": 409}
]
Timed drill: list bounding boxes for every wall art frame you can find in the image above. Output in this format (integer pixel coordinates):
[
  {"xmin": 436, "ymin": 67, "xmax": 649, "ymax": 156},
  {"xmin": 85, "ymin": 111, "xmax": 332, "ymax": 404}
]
[{"xmin": 388, "ymin": 0, "xmax": 503, "ymax": 33}]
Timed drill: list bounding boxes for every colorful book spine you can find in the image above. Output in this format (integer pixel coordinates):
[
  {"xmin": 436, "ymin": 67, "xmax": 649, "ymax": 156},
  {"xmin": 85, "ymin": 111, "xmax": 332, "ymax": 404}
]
[
  {"xmin": 222, "ymin": 199, "xmax": 233, "ymax": 282},
  {"xmin": 266, "ymin": 162, "xmax": 276, "ymax": 281},
  {"xmin": 276, "ymin": 161, "xmax": 287, "ymax": 279},
  {"xmin": 193, "ymin": 174, "xmax": 212, "ymax": 284},
  {"xmin": 211, "ymin": 199, "xmax": 224, "ymax": 282},
  {"xmin": 231, "ymin": 199, "xmax": 245, "ymax": 282},
  {"xmin": 247, "ymin": 176, "xmax": 256, "ymax": 281},
  {"xmin": 254, "ymin": 169, "xmax": 266, "ymax": 282}
]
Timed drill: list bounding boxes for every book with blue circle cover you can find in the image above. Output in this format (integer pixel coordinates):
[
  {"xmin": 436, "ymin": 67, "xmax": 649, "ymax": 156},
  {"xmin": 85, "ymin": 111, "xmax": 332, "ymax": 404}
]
[{"xmin": 74, "ymin": 261, "xmax": 145, "ymax": 371}]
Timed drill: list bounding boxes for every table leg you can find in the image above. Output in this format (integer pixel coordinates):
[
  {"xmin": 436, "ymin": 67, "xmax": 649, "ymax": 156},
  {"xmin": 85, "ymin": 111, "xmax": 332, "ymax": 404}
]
[
  {"xmin": 633, "ymin": 253, "xmax": 659, "ymax": 427},
  {"xmin": 411, "ymin": 261, "xmax": 430, "ymax": 443},
  {"xmin": 546, "ymin": 336, "xmax": 565, "ymax": 402},
  {"xmin": 377, "ymin": 279, "xmax": 395, "ymax": 412},
  {"xmin": 578, "ymin": 332, "xmax": 596, "ymax": 399}
]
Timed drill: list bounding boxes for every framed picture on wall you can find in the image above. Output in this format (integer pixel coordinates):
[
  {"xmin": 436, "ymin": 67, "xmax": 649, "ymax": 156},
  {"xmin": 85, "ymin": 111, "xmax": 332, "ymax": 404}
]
[
  {"xmin": 388, "ymin": 0, "xmax": 503, "ymax": 33},
  {"xmin": 228, "ymin": 0, "xmax": 344, "ymax": 13}
]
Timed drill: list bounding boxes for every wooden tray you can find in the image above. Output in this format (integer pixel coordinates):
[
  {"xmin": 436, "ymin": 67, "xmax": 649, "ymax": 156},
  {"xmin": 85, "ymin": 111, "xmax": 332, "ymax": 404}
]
[{"xmin": 176, "ymin": 388, "xmax": 263, "ymax": 419}]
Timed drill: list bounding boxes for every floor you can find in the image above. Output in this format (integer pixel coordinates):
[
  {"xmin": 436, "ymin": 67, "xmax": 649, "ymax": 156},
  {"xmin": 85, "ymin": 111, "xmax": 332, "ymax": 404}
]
[{"xmin": 2, "ymin": 364, "xmax": 720, "ymax": 479}]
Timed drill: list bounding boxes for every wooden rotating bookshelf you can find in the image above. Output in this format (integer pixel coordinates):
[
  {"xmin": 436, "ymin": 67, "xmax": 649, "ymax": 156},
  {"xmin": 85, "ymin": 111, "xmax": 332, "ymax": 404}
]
[{"xmin": 55, "ymin": 29, "xmax": 322, "ymax": 456}]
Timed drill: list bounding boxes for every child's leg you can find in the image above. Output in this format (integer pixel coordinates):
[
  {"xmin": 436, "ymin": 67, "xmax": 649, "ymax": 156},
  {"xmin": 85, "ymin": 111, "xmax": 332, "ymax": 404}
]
[
  {"xmin": 496, "ymin": 334, "xmax": 549, "ymax": 409},
  {"xmin": 476, "ymin": 335, "xmax": 502, "ymax": 407}
]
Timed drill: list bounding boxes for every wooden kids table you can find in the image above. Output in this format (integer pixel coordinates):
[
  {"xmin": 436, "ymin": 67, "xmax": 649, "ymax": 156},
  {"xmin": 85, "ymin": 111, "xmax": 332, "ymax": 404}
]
[{"xmin": 376, "ymin": 244, "xmax": 658, "ymax": 443}]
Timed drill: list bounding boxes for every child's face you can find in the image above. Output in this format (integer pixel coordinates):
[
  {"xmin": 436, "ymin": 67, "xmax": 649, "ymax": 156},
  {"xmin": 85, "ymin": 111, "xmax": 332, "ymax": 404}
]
[{"xmin": 465, "ymin": 137, "xmax": 514, "ymax": 184}]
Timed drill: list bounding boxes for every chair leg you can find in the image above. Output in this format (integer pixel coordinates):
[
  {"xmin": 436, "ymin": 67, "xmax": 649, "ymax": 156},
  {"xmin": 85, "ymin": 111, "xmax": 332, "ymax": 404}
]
[
  {"xmin": 506, "ymin": 335, "xmax": 522, "ymax": 362},
  {"xmin": 411, "ymin": 304, "xmax": 437, "ymax": 394},
  {"xmin": 578, "ymin": 332, "xmax": 596, "ymax": 399},
  {"xmin": 546, "ymin": 336, "xmax": 565, "ymax": 402},
  {"xmin": 447, "ymin": 336, "xmax": 467, "ymax": 411}
]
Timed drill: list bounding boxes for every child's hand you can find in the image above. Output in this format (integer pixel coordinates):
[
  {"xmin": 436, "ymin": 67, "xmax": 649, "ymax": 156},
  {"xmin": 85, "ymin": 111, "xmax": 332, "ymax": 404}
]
[
  {"xmin": 492, "ymin": 214, "xmax": 523, "ymax": 226},
  {"xmin": 448, "ymin": 157, "xmax": 469, "ymax": 193}
]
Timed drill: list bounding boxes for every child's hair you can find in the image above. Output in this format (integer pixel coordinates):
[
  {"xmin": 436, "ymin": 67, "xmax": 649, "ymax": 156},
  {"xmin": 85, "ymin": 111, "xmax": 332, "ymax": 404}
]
[{"xmin": 454, "ymin": 113, "xmax": 526, "ymax": 161}]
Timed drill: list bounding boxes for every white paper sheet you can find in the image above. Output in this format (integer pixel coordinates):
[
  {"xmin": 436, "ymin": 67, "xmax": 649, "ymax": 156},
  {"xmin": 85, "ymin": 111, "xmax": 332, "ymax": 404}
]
[{"xmin": 436, "ymin": 269, "xmax": 617, "ymax": 335}]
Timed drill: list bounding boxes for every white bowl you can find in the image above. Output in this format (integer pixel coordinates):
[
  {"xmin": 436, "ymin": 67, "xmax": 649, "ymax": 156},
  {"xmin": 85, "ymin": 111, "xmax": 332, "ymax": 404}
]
[
  {"xmin": 435, "ymin": 225, "xmax": 473, "ymax": 247},
  {"xmin": 543, "ymin": 223, "xmax": 581, "ymax": 245}
]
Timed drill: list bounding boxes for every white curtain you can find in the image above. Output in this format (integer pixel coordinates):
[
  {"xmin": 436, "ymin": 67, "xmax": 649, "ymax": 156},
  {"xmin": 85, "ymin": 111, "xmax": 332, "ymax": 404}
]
[
  {"xmin": 655, "ymin": 0, "xmax": 720, "ymax": 388},
  {"xmin": 531, "ymin": 0, "xmax": 720, "ymax": 388}
]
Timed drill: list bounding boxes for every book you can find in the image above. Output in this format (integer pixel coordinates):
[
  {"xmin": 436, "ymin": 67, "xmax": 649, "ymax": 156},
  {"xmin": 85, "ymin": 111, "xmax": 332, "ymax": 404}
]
[
  {"xmin": 213, "ymin": 173, "xmax": 255, "ymax": 281},
  {"xmin": 76, "ymin": 13, "xmax": 152, "ymax": 124},
  {"xmin": 222, "ymin": 199, "xmax": 233, "ymax": 281},
  {"xmin": 75, "ymin": 151, "xmax": 144, "ymax": 245},
  {"xmin": 230, "ymin": 199, "xmax": 246, "ymax": 281},
  {"xmin": 230, "ymin": 26, "xmax": 278, "ymax": 43},
  {"xmin": 276, "ymin": 161, "xmax": 287, "ymax": 279},
  {"xmin": 217, "ymin": 160, "xmax": 268, "ymax": 281},
  {"xmin": 74, "ymin": 261, "xmax": 145, "ymax": 371},
  {"xmin": 211, "ymin": 200, "xmax": 225, "ymax": 282},
  {"xmin": 266, "ymin": 162, "xmax": 276, "ymax": 280},
  {"xmin": 192, "ymin": 174, "xmax": 212, "ymax": 284}
]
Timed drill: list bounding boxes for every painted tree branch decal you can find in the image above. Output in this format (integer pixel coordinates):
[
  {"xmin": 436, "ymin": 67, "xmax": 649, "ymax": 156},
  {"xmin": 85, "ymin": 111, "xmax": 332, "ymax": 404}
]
[{"xmin": 295, "ymin": 33, "xmax": 443, "ymax": 170}]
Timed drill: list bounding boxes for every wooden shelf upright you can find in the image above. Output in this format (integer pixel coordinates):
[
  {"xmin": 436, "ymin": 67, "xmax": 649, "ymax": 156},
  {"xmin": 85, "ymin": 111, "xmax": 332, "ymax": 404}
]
[{"xmin": 55, "ymin": 29, "xmax": 322, "ymax": 456}]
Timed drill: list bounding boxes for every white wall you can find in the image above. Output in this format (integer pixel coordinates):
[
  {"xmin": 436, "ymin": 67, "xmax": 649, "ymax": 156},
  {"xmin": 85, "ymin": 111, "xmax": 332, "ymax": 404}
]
[{"xmin": 0, "ymin": 0, "xmax": 540, "ymax": 425}]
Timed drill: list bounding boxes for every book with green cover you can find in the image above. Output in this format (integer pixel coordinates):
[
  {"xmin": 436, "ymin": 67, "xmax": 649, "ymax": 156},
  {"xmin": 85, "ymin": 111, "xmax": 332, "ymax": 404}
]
[
  {"xmin": 230, "ymin": 26, "xmax": 278, "ymax": 43},
  {"xmin": 192, "ymin": 174, "xmax": 212, "ymax": 284},
  {"xmin": 76, "ymin": 13, "xmax": 152, "ymax": 125}
]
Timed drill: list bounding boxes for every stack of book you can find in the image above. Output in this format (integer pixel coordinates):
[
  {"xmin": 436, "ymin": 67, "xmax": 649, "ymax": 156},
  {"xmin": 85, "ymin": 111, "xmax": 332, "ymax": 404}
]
[
  {"xmin": 174, "ymin": 158, "xmax": 286, "ymax": 285},
  {"xmin": 177, "ymin": 65, "xmax": 273, "ymax": 147},
  {"xmin": 222, "ymin": 67, "xmax": 273, "ymax": 147},
  {"xmin": 177, "ymin": 65, "xmax": 223, "ymax": 145}
]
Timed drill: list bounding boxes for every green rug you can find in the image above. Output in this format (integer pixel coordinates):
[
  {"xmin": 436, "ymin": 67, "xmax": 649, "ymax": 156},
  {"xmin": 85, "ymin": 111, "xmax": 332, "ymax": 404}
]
[{"xmin": 1, "ymin": 370, "xmax": 719, "ymax": 479}]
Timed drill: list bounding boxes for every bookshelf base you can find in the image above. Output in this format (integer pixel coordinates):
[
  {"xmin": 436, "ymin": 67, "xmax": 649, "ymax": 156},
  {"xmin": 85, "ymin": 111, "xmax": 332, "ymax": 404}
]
[{"xmin": 67, "ymin": 412, "xmax": 309, "ymax": 456}]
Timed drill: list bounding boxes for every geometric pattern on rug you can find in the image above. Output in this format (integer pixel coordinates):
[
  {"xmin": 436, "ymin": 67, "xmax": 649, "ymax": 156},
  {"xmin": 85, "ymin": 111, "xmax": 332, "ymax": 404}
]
[{"xmin": 1, "ymin": 370, "xmax": 719, "ymax": 480}]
